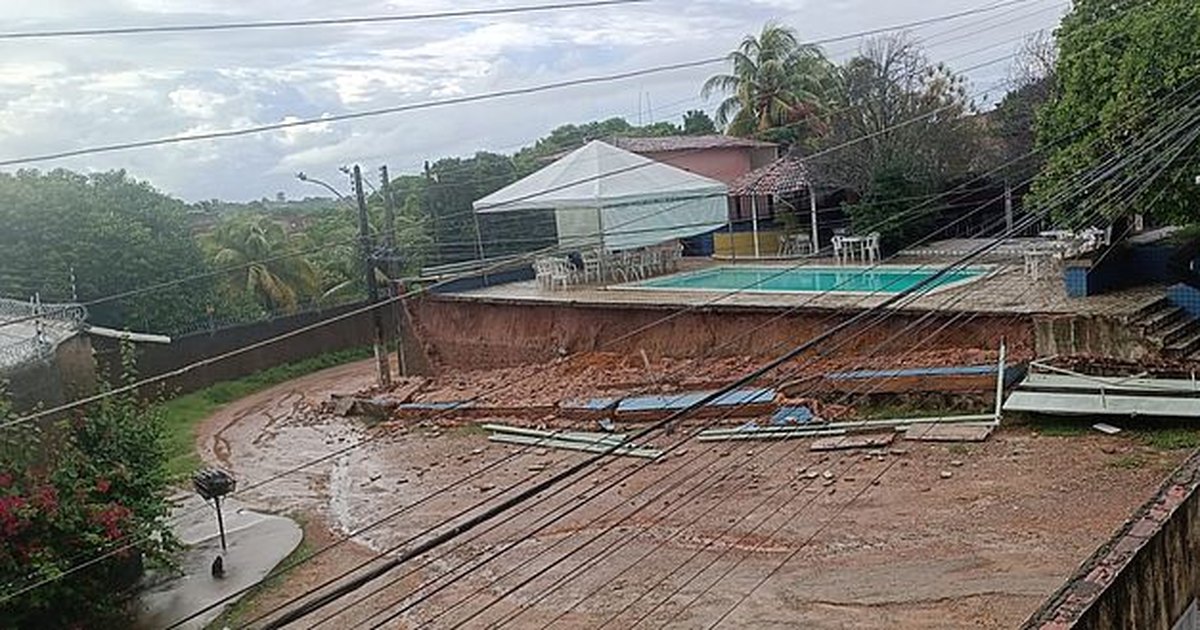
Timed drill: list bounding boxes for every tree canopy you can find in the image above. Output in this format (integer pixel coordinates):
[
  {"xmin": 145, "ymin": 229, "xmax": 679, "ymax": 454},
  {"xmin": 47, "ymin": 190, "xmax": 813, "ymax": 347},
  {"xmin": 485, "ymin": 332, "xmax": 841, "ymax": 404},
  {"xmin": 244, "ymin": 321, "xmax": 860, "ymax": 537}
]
[
  {"xmin": 1032, "ymin": 0, "xmax": 1200, "ymax": 223},
  {"xmin": 0, "ymin": 170, "xmax": 217, "ymax": 332},
  {"xmin": 702, "ymin": 22, "xmax": 835, "ymax": 147}
]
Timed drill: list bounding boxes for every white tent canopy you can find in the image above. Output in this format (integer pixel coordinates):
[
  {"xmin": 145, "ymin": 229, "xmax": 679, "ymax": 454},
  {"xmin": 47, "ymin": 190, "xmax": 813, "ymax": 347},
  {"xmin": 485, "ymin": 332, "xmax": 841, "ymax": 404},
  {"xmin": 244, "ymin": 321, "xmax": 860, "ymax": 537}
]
[{"xmin": 473, "ymin": 140, "xmax": 728, "ymax": 251}]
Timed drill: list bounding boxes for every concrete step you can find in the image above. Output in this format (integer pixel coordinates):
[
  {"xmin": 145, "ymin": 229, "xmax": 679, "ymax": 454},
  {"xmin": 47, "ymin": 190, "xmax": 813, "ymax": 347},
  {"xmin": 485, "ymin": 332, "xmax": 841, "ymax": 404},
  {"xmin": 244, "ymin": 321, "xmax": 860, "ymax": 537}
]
[
  {"xmin": 1166, "ymin": 326, "xmax": 1200, "ymax": 359},
  {"xmin": 1130, "ymin": 296, "xmax": 1172, "ymax": 322},
  {"xmin": 1141, "ymin": 305, "xmax": 1188, "ymax": 335},
  {"xmin": 1162, "ymin": 316, "xmax": 1200, "ymax": 347}
]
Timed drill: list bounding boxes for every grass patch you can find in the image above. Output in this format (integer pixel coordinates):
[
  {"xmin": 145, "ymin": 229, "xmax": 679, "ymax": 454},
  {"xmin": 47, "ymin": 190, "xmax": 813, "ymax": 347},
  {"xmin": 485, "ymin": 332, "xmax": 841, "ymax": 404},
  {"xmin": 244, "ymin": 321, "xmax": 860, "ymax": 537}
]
[
  {"xmin": 162, "ymin": 347, "xmax": 372, "ymax": 479},
  {"xmin": 1108, "ymin": 454, "xmax": 1146, "ymax": 470},
  {"xmin": 1028, "ymin": 418, "xmax": 1092, "ymax": 437},
  {"xmin": 1137, "ymin": 428, "xmax": 1200, "ymax": 451},
  {"xmin": 853, "ymin": 398, "xmax": 979, "ymax": 421}
]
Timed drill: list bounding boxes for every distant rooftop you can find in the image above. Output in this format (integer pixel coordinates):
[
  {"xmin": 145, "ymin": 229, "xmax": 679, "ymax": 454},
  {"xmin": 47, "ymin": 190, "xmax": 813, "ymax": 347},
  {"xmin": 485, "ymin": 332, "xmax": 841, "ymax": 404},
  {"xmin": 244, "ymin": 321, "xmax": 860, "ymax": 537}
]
[{"xmin": 607, "ymin": 135, "xmax": 777, "ymax": 153}]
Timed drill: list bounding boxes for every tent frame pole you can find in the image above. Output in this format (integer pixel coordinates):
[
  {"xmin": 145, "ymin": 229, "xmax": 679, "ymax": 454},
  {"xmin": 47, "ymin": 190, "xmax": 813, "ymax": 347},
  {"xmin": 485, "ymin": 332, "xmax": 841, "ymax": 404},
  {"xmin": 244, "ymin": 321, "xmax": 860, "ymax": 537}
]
[
  {"xmin": 809, "ymin": 187, "xmax": 819, "ymax": 253},
  {"xmin": 597, "ymin": 207, "xmax": 606, "ymax": 282}
]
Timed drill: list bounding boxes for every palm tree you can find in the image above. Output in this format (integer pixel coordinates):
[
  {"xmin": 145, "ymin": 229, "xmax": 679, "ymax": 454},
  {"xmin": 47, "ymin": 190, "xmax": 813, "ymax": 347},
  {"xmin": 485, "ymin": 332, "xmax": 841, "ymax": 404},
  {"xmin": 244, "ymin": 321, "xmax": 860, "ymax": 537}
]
[
  {"xmin": 702, "ymin": 22, "xmax": 834, "ymax": 143},
  {"xmin": 202, "ymin": 214, "xmax": 319, "ymax": 313}
]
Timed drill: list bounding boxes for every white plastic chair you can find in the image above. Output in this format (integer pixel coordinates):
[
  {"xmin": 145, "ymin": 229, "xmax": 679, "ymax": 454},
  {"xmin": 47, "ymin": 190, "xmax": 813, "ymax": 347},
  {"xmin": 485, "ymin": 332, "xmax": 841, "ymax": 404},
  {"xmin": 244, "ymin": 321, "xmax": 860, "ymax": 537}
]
[
  {"xmin": 831, "ymin": 236, "xmax": 846, "ymax": 265},
  {"xmin": 865, "ymin": 232, "xmax": 881, "ymax": 264},
  {"xmin": 534, "ymin": 256, "xmax": 571, "ymax": 290},
  {"xmin": 580, "ymin": 249, "xmax": 603, "ymax": 283}
]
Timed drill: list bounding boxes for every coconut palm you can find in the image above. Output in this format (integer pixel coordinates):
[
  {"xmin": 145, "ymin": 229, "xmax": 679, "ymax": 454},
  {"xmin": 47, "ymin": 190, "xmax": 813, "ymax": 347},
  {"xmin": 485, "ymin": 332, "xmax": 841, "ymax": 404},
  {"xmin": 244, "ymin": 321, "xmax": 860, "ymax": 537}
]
[
  {"xmin": 702, "ymin": 22, "xmax": 834, "ymax": 143},
  {"xmin": 202, "ymin": 214, "xmax": 320, "ymax": 313}
]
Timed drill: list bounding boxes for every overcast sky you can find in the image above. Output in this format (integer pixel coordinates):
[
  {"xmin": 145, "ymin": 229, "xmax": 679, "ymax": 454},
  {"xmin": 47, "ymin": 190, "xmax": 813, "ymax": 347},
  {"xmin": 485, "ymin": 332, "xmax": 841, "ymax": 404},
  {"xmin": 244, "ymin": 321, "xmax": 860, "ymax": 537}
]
[{"xmin": 0, "ymin": 0, "xmax": 1067, "ymax": 201}]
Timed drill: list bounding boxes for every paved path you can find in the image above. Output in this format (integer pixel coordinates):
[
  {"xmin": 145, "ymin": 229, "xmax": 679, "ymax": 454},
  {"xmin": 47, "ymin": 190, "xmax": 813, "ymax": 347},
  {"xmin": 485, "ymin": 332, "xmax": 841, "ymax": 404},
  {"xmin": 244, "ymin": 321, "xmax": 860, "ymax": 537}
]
[{"xmin": 135, "ymin": 494, "xmax": 302, "ymax": 629}]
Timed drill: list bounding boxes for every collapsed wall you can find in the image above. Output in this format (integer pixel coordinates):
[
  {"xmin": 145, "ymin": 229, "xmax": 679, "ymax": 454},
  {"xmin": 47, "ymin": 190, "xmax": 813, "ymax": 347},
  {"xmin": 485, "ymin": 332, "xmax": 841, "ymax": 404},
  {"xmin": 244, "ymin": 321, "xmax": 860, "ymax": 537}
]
[{"xmin": 408, "ymin": 295, "xmax": 1036, "ymax": 372}]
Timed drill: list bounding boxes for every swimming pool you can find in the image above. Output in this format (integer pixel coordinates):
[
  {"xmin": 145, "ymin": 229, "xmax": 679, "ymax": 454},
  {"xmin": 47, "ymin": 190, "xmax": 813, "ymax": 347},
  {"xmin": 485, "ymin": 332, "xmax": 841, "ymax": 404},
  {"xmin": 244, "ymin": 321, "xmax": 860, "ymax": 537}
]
[{"xmin": 624, "ymin": 265, "xmax": 989, "ymax": 294}]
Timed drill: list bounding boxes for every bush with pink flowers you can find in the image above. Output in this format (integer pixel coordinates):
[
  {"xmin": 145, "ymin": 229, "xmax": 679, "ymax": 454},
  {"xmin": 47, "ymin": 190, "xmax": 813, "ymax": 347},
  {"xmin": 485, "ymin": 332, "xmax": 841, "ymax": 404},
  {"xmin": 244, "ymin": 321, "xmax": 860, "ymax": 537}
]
[{"xmin": 0, "ymin": 348, "xmax": 173, "ymax": 627}]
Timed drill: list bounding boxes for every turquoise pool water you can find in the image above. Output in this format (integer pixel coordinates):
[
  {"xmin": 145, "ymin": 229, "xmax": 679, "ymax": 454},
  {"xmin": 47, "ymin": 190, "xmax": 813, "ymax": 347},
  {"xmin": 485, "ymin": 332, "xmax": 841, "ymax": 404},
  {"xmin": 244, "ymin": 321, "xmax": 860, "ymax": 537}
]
[{"xmin": 628, "ymin": 265, "xmax": 986, "ymax": 294}]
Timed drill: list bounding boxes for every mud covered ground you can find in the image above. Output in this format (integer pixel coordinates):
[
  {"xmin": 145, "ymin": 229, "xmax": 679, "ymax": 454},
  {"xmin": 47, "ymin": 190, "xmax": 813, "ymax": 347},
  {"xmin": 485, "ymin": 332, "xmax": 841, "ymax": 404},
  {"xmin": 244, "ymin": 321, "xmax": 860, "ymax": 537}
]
[{"xmin": 196, "ymin": 357, "xmax": 1185, "ymax": 629}]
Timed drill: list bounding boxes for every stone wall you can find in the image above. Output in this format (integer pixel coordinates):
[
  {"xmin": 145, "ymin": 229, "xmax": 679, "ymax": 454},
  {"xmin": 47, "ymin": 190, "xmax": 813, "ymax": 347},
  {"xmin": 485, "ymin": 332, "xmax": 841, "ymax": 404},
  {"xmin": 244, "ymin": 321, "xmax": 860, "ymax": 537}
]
[{"xmin": 1033, "ymin": 313, "xmax": 1159, "ymax": 362}]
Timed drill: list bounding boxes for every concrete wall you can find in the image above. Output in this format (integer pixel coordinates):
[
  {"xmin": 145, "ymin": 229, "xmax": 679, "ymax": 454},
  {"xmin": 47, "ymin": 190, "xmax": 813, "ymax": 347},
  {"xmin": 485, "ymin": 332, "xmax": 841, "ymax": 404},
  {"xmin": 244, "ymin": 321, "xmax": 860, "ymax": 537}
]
[
  {"xmin": 1168, "ymin": 283, "xmax": 1200, "ymax": 318},
  {"xmin": 1033, "ymin": 313, "xmax": 1159, "ymax": 361},
  {"xmin": 1065, "ymin": 243, "xmax": 1174, "ymax": 298},
  {"xmin": 1, "ymin": 334, "xmax": 96, "ymax": 414},
  {"xmin": 93, "ymin": 300, "xmax": 430, "ymax": 398},
  {"xmin": 1026, "ymin": 449, "xmax": 1200, "ymax": 630},
  {"xmin": 408, "ymin": 296, "xmax": 1034, "ymax": 371}
]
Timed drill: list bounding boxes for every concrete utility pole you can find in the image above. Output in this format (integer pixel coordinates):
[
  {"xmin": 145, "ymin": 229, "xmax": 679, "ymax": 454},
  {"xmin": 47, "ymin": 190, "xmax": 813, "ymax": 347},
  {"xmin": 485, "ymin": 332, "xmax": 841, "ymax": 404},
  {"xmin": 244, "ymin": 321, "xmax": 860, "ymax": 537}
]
[
  {"xmin": 352, "ymin": 165, "xmax": 391, "ymax": 388},
  {"xmin": 1004, "ymin": 179, "xmax": 1014, "ymax": 235},
  {"xmin": 379, "ymin": 165, "xmax": 408, "ymax": 377}
]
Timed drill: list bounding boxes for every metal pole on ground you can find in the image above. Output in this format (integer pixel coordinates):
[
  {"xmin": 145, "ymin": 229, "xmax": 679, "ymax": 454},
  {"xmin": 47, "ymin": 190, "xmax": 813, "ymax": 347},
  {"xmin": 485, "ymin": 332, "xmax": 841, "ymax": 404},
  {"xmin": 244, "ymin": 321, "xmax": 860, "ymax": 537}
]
[
  {"xmin": 379, "ymin": 166, "xmax": 408, "ymax": 378},
  {"xmin": 353, "ymin": 165, "xmax": 392, "ymax": 388}
]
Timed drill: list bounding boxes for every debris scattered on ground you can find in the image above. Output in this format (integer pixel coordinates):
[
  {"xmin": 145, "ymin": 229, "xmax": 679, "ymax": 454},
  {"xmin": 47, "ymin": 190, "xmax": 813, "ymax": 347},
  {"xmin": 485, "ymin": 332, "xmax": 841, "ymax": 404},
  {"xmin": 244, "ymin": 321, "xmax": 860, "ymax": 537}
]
[
  {"xmin": 1092, "ymin": 422, "xmax": 1122, "ymax": 435},
  {"xmin": 483, "ymin": 423, "xmax": 662, "ymax": 459},
  {"xmin": 940, "ymin": 470, "xmax": 954, "ymax": 479},
  {"xmin": 905, "ymin": 423, "xmax": 994, "ymax": 442},
  {"xmin": 810, "ymin": 434, "xmax": 895, "ymax": 452}
]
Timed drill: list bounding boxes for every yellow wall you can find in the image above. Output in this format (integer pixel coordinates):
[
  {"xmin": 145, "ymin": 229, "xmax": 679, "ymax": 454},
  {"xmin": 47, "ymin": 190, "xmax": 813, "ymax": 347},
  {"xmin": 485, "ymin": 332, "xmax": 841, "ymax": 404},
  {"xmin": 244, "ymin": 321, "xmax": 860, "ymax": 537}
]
[{"xmin": 713, "ymin": 230, "xmax": 783, "ymax": 258}]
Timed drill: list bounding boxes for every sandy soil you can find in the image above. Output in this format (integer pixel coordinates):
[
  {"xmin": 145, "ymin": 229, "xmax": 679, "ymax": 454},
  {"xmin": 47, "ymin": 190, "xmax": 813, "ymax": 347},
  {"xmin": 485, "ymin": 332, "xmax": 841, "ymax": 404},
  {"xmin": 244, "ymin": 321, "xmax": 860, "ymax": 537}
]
[{"xmin": 196, "ymin": 357, "xmax": 1186, "ymax": 629}]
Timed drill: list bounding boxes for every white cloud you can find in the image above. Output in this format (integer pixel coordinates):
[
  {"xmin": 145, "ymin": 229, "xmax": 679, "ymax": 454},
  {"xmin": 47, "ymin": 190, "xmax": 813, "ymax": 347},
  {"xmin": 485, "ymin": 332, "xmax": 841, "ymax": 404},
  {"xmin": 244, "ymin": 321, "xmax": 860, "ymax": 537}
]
[{"xmin": 0, "ymin": 0, "xmax": 1064, "ymax": 201}]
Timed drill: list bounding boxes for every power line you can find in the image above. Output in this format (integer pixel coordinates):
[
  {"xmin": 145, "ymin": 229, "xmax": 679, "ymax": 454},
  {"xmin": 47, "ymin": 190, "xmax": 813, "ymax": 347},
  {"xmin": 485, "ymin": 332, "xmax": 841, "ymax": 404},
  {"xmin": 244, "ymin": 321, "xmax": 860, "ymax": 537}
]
[
  {"xmin": 0, "ymin": 0, "xmax": 648, "ymax": 40},
  {"xmin": 250, "ymin": 145, "xmax": 1041, "ymax": 624},
  {"xmin": 0, "ymin": 11, "xmax": 1142, "ymax": 619},
  {"xmin": 354, "ymin": 87, "xmax": 1200, "ymax": 628},
  {"xmin": 234, "ymin": 147, "xmax": 1041, "ymax": 624},
  {"xmin": 0, "ymin": 22, "xmax": 1084, "ymax": 607},
  {"xmin": 0, "ymin": 0, "xmax": 1040, "ymax": 168},
  {"xmin": 666, "ymin": 110, "xmax": 1200, "ymax": 630},
  {"xmin": 0, "ymin": 11, "xmax": 1042, "ymax": 329}
]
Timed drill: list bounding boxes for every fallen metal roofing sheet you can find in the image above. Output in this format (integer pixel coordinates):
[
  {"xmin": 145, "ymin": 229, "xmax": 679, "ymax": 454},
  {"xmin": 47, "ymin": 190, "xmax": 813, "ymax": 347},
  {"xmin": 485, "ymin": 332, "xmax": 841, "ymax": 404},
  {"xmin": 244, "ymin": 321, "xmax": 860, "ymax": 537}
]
[
  {"xmin": 825, "ymin": 365, "xmax": 997, "ymax": 380},
  {"xmin": 1020, "ymin": 372, "xmax": 1200, "ymax": 393},
  {"xmin": 1003, "ymin": 390, "xmax": 1200, "ymax": 417},
  {"xmin": 615, "ymin": 388, "xmax": 775, "ymax": 412}
]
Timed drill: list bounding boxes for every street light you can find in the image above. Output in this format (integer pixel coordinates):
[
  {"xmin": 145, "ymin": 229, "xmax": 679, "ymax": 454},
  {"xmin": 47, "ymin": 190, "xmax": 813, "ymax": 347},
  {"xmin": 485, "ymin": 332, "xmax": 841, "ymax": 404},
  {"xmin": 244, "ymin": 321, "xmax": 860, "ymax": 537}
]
[{"xmin": 296, "ymin": 171, "xmax": 353, "ymax": 205}]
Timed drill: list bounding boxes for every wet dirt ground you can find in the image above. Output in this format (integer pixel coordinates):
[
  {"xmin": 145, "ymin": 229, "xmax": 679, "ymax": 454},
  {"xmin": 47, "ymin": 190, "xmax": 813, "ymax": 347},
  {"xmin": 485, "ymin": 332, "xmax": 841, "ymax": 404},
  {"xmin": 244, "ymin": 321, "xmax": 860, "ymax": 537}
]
[{"xmin": 196, "ymin": 358, "xmax": 1187, "ymax": 629}]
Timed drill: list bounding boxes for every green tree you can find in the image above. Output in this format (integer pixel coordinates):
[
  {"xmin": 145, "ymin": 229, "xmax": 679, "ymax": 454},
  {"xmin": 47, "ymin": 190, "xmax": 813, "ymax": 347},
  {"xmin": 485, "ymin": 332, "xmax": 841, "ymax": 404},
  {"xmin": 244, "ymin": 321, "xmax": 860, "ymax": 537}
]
[
  {"xmin": 821, "ymin": 35, "xmax": 980, "ymax": 248},
  {"xmin": 0, "ymin": 169, "xmax": 217, "ymax": 332},
  {"xmin": 844, "ymin": 166, "xmax": 941, "ymax": 253},
  {"xmin": 817, "ymin": 34, "xmax": 979, "ymax": 194},
  {"xmin": 202, "ymin": 214, "xmax": 319, "ymax": 313},
  {"xmin": 682, "ymin": 109, "xmax": 717, "ymax": 135},
  {"xmin": 1032, "ymin": 0, "xmax": 1200, "ymax": 223},
  {"xmin": 702, "ymin": 21, "xmax": 835, "ymax": 145}
]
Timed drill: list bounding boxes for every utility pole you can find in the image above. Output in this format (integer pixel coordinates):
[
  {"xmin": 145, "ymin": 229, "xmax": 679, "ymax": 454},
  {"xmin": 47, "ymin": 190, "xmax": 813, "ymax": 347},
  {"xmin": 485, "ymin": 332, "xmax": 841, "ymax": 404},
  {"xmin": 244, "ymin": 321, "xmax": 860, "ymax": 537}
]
[
  {"xmin": 379, "ymin": 165, "xmax": 408, "ymax": 377},
  {"xmin": 1004, "ymin": 179, "xmax": 1014, "ymax": 236},
  {"xmin": 352, "ymin": 165, "xmax": 391, "ymax": 388}
]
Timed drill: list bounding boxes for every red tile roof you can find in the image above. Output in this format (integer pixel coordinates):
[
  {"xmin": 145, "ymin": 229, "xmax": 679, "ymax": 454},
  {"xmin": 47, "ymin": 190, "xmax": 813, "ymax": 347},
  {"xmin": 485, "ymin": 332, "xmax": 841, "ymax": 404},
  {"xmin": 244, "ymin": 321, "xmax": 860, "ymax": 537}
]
[
  {"xmin": 607, "ymin": 135, "xmax": 777, "ymax": 153},
  {"xmin": 728, "ymin": 155, "xmax": 811, "ymax": 196}
]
